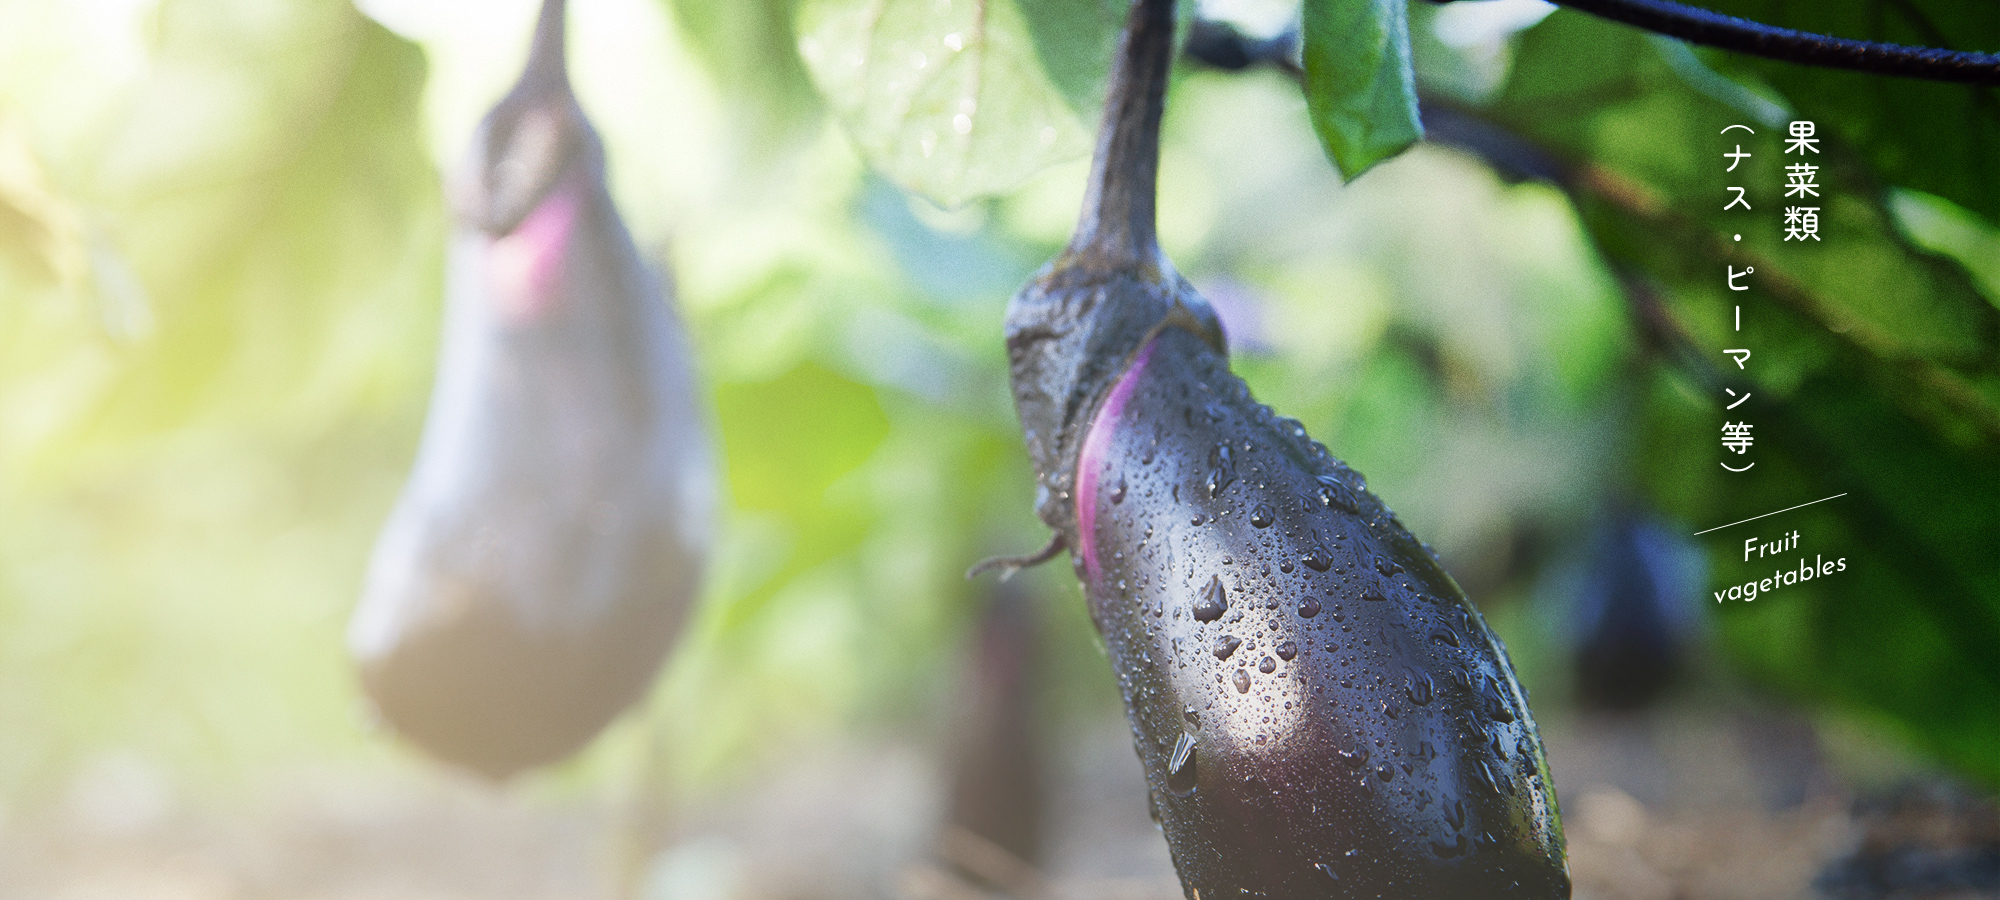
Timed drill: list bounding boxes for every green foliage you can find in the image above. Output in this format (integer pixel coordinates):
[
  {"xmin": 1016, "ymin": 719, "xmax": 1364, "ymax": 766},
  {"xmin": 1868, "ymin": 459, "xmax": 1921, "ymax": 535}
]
[
  {"xmin": 1301, "ymin": 0, "xmax": 1423, "ymax": 179},
  {"xmin": 794, "ymin": 0, "xmax": 1118, "ymax": 207},
  {"xmin": 664, "ymin": 0, "xmax": 822, "ymax": 149},
  {"xmin": 1697, "ymin": 0, "xmax": 2000, "ymax": 222},
  {"xmin": 0, "ymin": 0, "xmax": 439, "ymax": 793},
  {"xmin": 1466, "ymin": 8, "xmax": 2000, "ymax": 783},
  {"xmin": 3, "ymin": 0, "xmax": 1997, "ymax": 811}
]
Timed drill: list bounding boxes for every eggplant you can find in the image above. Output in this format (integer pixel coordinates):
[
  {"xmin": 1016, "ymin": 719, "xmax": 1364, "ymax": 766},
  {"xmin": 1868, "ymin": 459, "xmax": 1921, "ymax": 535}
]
[
  {"xmin": 943, "ymin": 579, "xmax": 1046, "ymax": 873},
  {"xmin": 997, "ymin": 0, "xmax": 1568, "ymax": 894},
  {"xmin": 1572, "ymin": 504, "xmax": 1700, "ymax": 711},
  {"xmin": 347, "ymin": 0, "xmax": 714, "ymax": 780}
]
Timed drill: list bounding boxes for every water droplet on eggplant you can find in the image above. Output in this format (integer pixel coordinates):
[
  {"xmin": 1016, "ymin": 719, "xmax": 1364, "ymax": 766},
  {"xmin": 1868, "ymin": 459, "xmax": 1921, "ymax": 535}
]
[{"xmin": 1193, "ymin": 575, "xmax": 1228, "ymax": 622}]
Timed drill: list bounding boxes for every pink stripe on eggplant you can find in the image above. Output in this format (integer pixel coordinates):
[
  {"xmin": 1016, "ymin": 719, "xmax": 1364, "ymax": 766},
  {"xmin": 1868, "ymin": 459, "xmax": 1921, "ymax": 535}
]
[
  {"xmin": 1076, "ymin": 336, "xmax": 1157, "ymax": 583},
  {"xmin": 489, "ymin": 182, "xmax": 581, "ymax": 323}
]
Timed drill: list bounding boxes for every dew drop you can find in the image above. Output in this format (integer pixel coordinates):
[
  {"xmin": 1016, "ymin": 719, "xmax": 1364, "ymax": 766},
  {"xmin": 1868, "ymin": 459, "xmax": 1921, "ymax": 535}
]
[
  {"xmin": 1249, "ymin": 505, "xmax": 1274, "ymax": 528},
  {"xmin": 1232, "ymin": 669, "xmax": 1252, "ymax": 693},
  {"xmin": 1315, "ymin": 474, "xmax": 1359, "ymax": 514},
  {"xmin": 1301, "ymin": 535, "xmax": 1335, "ymax": 572},
  {"xmin": 1473, "ymin": 759, "xmax": 1503, "ymax": 796},
  {"xmin": 1376, "ymin": 764, "xmax": 1395, "ymax": 782},
  {"xmin": 1212, "ymin": 634, "xmax": 1241, "ymax": 660},
  {"xmin": 1339, "ymin": 745, "xmax": 1370, "ymax": 768},
  {"xmin": 1481, "ymin": 676, "xmax": 1517, "ymax": 723},
  {"xmin": 1167, "ymin": 731, "xmax": 1199, "ymax": 797},
  {"xmin": 1206, "ymin": 444, "xmax": 1236, "ymax": 498},
  {"xmin": 1373, "ymin": 556, "xmax": 1405, "ymax": 577},
  {"xmin": 1406, "ymin": 669, "xmax": 1435, "ymax": 706},
  {"xmin": 1276, "ymin": 641, "xmax": 1298, "ymax": 661},
  {"xmin": 1298, "ymin": 597, "xmax": 1321, "ymax": 618},
  {"xmin": 1316, "ymin": 862, "xmax": 1341, "ymax": 882},
  {"xmin": 1193, "ymin": 576, "xmax": 1228, "ymax": 622},
  {"xmin": 1111, "ymin": 477, "xmax": 1127, "ymax": 504},
  {"xmin": 1258, "ymin": 656, "xmax": 1276, "ymax": 674}
]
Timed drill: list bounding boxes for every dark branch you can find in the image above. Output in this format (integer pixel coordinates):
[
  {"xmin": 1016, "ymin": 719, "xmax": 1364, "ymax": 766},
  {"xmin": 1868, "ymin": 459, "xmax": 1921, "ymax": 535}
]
[
  {"xmin": 1199, "ymin": 1, "xmax": 2000, "ymax": 86},
  {"xmin": 1542, "ymin": 0, "xmax": 2000, "ymax": 86}
]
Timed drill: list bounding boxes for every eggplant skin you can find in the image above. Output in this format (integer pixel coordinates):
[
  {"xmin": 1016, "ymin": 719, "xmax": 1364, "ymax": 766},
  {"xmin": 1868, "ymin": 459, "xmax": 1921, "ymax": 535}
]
[{"xmin": 1007, "ymin": 270, "xmax": 1567, "ymax": 898}]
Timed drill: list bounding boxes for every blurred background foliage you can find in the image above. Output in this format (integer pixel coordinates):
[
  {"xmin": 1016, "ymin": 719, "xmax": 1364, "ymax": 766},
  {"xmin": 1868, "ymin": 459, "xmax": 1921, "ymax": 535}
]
[{"xmin": 0, "ymin": 0, "xmax": 1996, "ymax": 868}]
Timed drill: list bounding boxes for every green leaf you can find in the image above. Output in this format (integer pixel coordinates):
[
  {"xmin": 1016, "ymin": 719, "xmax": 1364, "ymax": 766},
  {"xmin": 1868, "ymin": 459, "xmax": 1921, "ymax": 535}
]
[
  {"xmin": 794, "ymin": 0, "xmax": 1116, "ymax": 208},
  {"xmin": 1476, "ymin": 8, "xmax": 2000, "ymax": 784},
  {"xmin": 1692, "ymin": 0, "xmax": 2000, "ymax": 225},
  {"xmin": 1301, "ymin": 0, "xmax": 1423, "ymax": 180}
]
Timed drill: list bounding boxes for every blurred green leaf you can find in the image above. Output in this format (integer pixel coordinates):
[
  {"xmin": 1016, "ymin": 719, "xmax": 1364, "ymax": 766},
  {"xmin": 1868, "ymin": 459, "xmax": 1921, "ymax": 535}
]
[
  {"xmin": 1489, "ymin": 10, "xmax": 2000, "ymax": 412},
  {"xmin": 1471, "ymin": 8, "xmax": 2000, "ymax": 784},
  {"xmin": 0, "ymin": 0, "xmax": 440, "ymax": 794},
  {"xmin": 794, "ymin": 0, "xmax": 1114, "ymax": 208},
  {"xmin": 1695, "ymin": 358, "xmax": 2000, "ymax": 784},
  {"xmin": 1301, "ymin": 0, "xmax": 1423, "ymax": 179},
  {"xmin": 714, "ymin": 360, "xmax": 890, "ymax": 514},
  {"xmin": 665, "ymin": 0, "xmax": 823, "ymax": 148},
  {"xmin": 1697, "ymin": 0, "xmax": 2000, "ymax": 223},
  {"xmin": 1892, "ymin": 188, "xmax": 2000, "ymax": 305},
  {"xmin": 29, "ymin": 1, "xmax": 438, "ymax": 452}
]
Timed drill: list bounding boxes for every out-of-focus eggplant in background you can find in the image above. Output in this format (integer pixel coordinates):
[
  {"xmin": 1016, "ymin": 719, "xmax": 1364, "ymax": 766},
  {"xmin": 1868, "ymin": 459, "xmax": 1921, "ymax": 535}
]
[
  {"xmin": 0, "ymin": 0, "xmax": 1996, "ymax": 898},
  {"xmin": 348, "ymin": 0, "xmax": 717, "ymax": 784}
]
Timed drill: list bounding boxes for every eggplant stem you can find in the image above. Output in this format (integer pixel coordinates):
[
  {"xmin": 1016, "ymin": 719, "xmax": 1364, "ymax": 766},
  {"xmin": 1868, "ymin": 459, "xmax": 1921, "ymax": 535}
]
[
  {"xmin": 524, "ymin": 0, "xmax": 570, "ymax": 90},
  {"xmin": 1068, "ymin": 0, "xmax": 1178, "ymax": 267}
]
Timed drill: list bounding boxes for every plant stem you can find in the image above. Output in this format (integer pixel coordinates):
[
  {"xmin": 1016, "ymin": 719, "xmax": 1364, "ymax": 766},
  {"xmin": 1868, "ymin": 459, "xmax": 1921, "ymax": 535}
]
[
  {"xmin": 1070, "ymin": 0, "xmax": 1178, "ymax": 266},
  {"xmin": 1542, "ymin": 0, "xmax": 2000, "ymax": 86},
  {"xmin": 525, "ymin": 0, "xmax": 570, "ymax": 89}
]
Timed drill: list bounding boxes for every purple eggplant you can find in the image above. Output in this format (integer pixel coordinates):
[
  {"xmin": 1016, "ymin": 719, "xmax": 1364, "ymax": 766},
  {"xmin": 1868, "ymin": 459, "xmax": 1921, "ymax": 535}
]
[
  {"xmin": 347, "ymin": 0, "xmax": 714, "ymax": 780},
  {"xmin": 942, "ymin": 579, "xmax": 1046, "ymax": 877},
  {"xmin": 997, "ymin": 0, "xmax": 1568, "ymax": 894},
  {"xmin": 1572, "ymin": 504, "xmax": 1700, "ymax": 711}
]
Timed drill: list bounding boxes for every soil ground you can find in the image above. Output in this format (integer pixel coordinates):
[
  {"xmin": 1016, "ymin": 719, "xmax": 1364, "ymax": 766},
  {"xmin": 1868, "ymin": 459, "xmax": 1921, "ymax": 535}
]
[{"xmin": 0, "ymin": 705, "xmax": 1979, "ymax": 900}]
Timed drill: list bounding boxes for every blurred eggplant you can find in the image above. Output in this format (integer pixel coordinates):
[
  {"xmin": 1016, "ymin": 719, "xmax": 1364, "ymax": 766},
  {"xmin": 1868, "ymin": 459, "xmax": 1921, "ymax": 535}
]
[
  {"xmin": 348, "ymin": 0, "xmax": 714, "ymax": 780},
  {"xmin": 1571, "ymin": 504, "xmax": 1703, "ymax": 711},
  {"xmin": 995, "ymin": 0, "xmax": 1568, "ymax": 894},
  {"xmin": 942, "ymin": 579, "xmax": 1046, "ymax": 882},
  {"xmin": 1568, "ymin": 506, "xmax": 1712, "ymax": 712}
]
